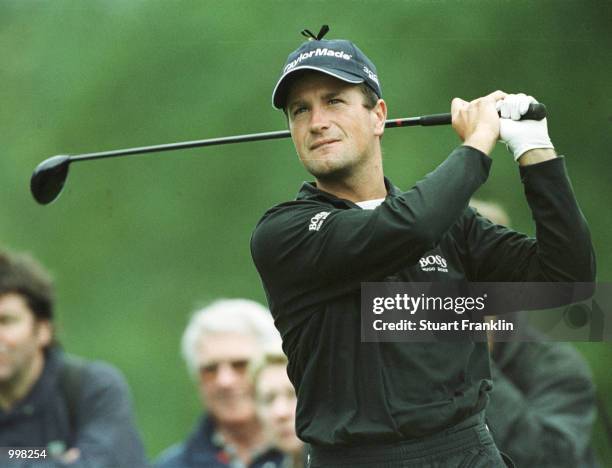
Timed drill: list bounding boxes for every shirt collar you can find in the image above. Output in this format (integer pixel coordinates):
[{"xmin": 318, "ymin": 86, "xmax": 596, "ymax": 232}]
[
  {"xmin": 296, "ymin": 177, "xmax": 400, "ymax": 205},
  {"xmin": 189, "ymin": 415, "xmax": 282, "ymax": 467}
]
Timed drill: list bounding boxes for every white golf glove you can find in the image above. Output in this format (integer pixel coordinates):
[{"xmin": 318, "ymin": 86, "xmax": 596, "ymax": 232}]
[{"xmin": 497, "ymin": 93, "xmax": 554, "ymax": 161}]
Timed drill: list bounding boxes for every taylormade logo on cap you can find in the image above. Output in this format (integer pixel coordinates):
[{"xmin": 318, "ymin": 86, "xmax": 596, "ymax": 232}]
[
  {"xmin": 283, "ymin": 48, "xmax": 353, "ymax": 74},
  {"xmin": 272, "ymin": 27, "xmax": 383, "ymax": 109}
]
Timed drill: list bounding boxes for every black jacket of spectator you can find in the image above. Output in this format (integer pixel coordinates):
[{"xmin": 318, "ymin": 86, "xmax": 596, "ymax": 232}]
[
  {"xmin": 0, "ymin": 347, "xmax": 148, "ymax": 468},
  {"xmin": 155, "ymin": 415, "xmax": 284, "ymax": 468},
  {"xmin": 488, "ymin": 328, "xmax": 599, "ymax": 467}
]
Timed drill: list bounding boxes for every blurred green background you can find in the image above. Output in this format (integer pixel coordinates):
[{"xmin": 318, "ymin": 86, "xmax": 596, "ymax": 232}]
[{"xmin": 2, "ymin": 0, "xmax": 611, "ymax": 462}]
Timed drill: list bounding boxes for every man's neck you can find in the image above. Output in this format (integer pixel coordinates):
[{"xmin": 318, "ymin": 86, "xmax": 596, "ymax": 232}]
[
  {"xmin": 217, "ymin": 418, "xmax": 266, "ymax": 464},
  {"xmin": 0, "ymin": 351, "xmax": 45, "ymax": 411},
  {"xmin": 315, "ymin": 151, "xmax": 386, "ymax": 203}
]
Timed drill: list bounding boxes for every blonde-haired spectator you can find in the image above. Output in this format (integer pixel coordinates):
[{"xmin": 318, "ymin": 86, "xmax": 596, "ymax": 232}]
[{"xmin": 252, "ymin": 345, "xmax": 304, "ymax": 468}]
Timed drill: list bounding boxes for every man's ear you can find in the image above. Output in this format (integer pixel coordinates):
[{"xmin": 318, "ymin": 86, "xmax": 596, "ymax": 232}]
[
  {"xmin": 372, "ymin": 99, "xmax": 387, "ymax": 137},
  {"xmin": 35, "ymin": 320, "xmax": 53, "ymax": 349}
]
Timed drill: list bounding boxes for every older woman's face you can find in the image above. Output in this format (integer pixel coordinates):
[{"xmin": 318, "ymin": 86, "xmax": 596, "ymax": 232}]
[{"xmin": 256, "ymin": 363, "xmax": 303, "ymax": 454}]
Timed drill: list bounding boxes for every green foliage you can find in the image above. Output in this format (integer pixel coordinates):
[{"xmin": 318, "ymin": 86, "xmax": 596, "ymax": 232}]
[{"xmin": 2, "ymin": 0, "xmax": 611, "ymax": 461}]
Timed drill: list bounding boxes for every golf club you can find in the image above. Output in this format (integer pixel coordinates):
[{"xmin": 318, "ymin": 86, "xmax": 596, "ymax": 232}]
[{"xmin": 30, "ymin": 103, "xmax": 546, "ymax": 205}]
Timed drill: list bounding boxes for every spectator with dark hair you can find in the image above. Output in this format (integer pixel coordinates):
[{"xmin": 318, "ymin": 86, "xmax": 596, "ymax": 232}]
[{"xmin": 0, "ymin": 249, "xmax": 148, "ymax": 467}]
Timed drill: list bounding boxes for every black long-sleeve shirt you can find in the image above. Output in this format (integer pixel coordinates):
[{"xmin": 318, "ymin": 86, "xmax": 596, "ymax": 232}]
[{"xmin": 251, "ymin": 145, "xmax": 595, "ymax": 446}]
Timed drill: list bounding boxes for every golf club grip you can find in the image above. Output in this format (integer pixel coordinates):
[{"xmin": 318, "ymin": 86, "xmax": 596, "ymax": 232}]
[
  {"xmin": 420, "ymin": 113, "xmax": 452, "ymax": 126},
  {"xmin": 516, "ymin": 102, "xmax": 547, "ymax": 121},
  {"xmin": 419, "ymin": 103, "xmax": 547, "ymax": 126}
]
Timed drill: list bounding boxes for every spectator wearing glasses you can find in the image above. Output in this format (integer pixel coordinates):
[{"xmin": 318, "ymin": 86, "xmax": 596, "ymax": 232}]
[{"xmin": 155, "ymin": 299, "xmax": 284, "ymax": 468}]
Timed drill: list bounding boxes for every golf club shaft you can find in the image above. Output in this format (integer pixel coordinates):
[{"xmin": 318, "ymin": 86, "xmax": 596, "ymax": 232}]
[
  {"xmin": 65, "ymin": 102, "xmax": 546, "ymax": 163},
  {"xmin": 68, "ymin": 117, "xmax": 428, "ymax": 163}
]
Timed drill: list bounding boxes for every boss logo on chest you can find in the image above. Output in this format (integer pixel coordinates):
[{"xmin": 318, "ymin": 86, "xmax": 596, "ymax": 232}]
[{"xmin": 419, "ymin": 254, "xmax": 448, "ymax": 273}]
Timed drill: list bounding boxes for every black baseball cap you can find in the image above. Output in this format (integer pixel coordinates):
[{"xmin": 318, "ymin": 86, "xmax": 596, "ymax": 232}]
[{"xmin": 272, "ymin": 27, "xmax": 382, "ymax": 110}]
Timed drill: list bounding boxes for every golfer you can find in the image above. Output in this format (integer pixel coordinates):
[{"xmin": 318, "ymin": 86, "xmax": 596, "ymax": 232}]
[{"xmin": 250, "ymin": 27, "xmax": 595, "ymax": 467}]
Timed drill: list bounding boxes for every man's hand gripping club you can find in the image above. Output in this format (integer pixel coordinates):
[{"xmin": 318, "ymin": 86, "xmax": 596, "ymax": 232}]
[{"xmin": 451, "ymin": 91, "xmax": 556, "ymax": 165}]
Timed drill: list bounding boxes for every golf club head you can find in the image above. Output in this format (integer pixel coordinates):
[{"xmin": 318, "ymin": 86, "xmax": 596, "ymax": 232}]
[{"xmin": 30, "ymin": 155, "xmax": 71, "ymax": 205}]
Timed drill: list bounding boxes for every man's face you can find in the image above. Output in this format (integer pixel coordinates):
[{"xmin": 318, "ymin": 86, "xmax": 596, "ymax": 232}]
[
  {"xmin": 196, "ymin": 332, "xmax": 259, "ymax": 426},
  {"xmin": 0, "ymin": 293, "xmax": 51, "ymax": 385},
  {"xmin": 286, "ymin": 72, "xmax": 386, "ymax": 181},
  {"xmin": 256, "ymin": 363, "xmax": 302, "ymax": 454}
]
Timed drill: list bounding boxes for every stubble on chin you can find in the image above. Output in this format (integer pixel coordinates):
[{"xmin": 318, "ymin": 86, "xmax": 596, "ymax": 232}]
[
  {"xmin": 301, "ymin": 150, "xmax": 354, "ymax": 182},
  {"xmin": 310, "ymin": 163, "xmax": 352, "ymax": 183}
]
